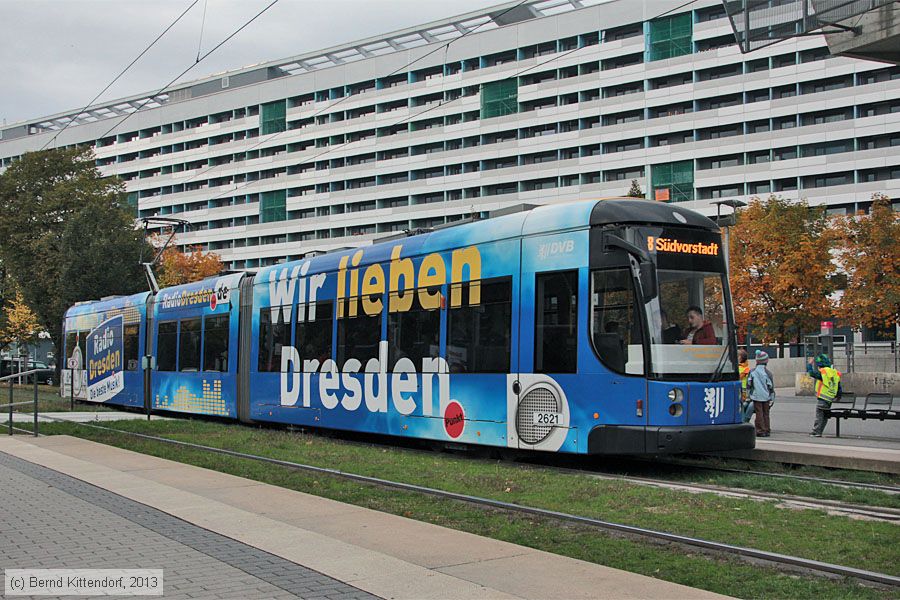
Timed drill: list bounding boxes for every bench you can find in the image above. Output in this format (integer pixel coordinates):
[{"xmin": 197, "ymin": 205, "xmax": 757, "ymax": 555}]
[{"xmin": 825, "ymin": 393, "xmax": 900, "ymax": 437}]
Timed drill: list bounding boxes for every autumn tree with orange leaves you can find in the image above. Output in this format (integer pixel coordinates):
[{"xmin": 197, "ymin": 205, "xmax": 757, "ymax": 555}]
[
  {"xmin": 156, "ymin": 245, "xmax": 224, "ymax": 287},
  {"xmin": 832, "ymin": 193, "xmax": 900, "ymax": 331},
  {"xmin": 728, "ymin": 195, "xmax": 837, "ymax": 356}
]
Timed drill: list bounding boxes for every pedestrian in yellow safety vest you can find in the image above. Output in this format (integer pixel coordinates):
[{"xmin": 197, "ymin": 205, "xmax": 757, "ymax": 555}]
[
  {"xmin": 738, "ymin": 349, "xmax": 752, "ymax": 422},
  {"xmin": 808, "ymin": 353, "xmax": 842, "ymax": 437}
]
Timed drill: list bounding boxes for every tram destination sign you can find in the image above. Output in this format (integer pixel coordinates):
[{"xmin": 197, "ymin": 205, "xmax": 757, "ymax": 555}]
[
  {"xmin": 640, "ymin": 227, "xmax": 725, "ymax": 272},
  {"xmin": 86, "ymin": 315, "xmax": 124, "ymax": 403}
]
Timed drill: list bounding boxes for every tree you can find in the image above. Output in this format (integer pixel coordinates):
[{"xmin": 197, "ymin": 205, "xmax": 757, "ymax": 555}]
[
  {"xmin": 0, "ymin": 290, "xmax": 41, "ymax": 367},
  {"xmin": 832, "ymin": 193, "xmax": 900, "ymax": 331},
  {"xmin": 728, "ymin": 195, "xmax": 837, "ymax": 355},
  {"xmin": 0, "ymin": 148, "xmax": 148, "ymax": 367},
  {"xmin": 156, "ymin": 243, "xmax": 224, "ymax": 287},
  {"xmin": 626, "ymin": 179, "xmax": 645, "ymax": 198}
]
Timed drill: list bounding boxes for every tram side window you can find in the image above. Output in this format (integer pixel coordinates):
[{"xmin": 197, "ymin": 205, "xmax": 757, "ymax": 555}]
[
  {"xmin": 295, "ymin": 300, "xmax": 333, "ymax": 367},
  {"xmin": 179, "ymin": 318, "xmax": 201, "ymax": 372},
  {"xmin": 259, "ymin": 307, "xmax": 291, "ymax": 372},
  {"xmin": 77, "ymin": 332, "xmax": 87, "ymax": 366},
  {"xmin": 590, "ymin": 269, "xmax": 643, "ymax": 375},
  {"xmin": 157, "ymin": 321, "xmax": 178, "ymax": 371},
  {"xmin": 387, "ymin": 289, "xmax": 441, "ymax": 370},
  {"xmin": 447, "ymin": 278, "xmax": 511, "ymax": 373},
  {"xmin": 123, "ymin": 324, "xmax": 139, "ymax": 370},
  {"xmin": 64, "ymin": 332, "xmax": 77, "ymax": 364},
  {"xmin": 535, "ymin": 270, "xmax": 578, "ymax": 374},
  {"xmin": 203, "ymin": 315, "xmax": 229, "ymax": 372},
  {"xmin": 337, "ymin": 298, "xmax": 382, "ymax": 368}
]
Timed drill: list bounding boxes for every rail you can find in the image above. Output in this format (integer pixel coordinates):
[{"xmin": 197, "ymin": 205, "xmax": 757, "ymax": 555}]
[
  {"xmin": 0, "ymin": 369, "xmax": 43, "ymax": 437},
  {"xmin": 33, "ymin": 414, "xmax": 900, "ymax": 588}
]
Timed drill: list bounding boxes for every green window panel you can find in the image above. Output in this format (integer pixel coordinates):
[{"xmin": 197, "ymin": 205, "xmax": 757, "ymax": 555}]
[
  {"xmin": 647, "ymin": 13, "xmax": 692, "ymax": 62},
  {"xmin": 126, "ymin": 192, "xmax": 138, "ymax": 216},
  {"xmin": 480, "ymin": 79, "xmax": 518, "ymax": 120},
  {"xmin": 260, "ymin": 100, "xmax": 286, "ymax": 135},
  {"xmin": 651, "ymin": 160, "xmax": 694, "ymax": 202},
  {"xmin": 260, "ymin": 189, "xmax": 287, "ymax": 223}
]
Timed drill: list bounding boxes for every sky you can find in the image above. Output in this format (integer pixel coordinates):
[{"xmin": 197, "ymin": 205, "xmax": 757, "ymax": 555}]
[{"xmin": 0, "ymin": 0, "xmax": 505, "ymax": 125}]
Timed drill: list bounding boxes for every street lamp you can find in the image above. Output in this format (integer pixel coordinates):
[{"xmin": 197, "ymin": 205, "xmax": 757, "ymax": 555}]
[
  {"xmin": 712, "ymin": 198, "xmax": 748, "ymax": 351},
  {"xmin": 712, "ymin": 198, "xmax": 747, "ymax": 228}
]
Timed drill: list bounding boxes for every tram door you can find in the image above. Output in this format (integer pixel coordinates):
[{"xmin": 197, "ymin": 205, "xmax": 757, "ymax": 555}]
[
  {"xmin": 509, "ymin": 229, "xmax": 591, "ymax": 453},
  {"xmin": 510, "ymin": 267, "xmax": 579, "ymax": 452}
]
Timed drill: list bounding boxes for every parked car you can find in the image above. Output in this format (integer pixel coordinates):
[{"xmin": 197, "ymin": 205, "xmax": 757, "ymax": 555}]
[{"xmin": 0, "ymin": 359, "xmax": 54, "ymax": 385}]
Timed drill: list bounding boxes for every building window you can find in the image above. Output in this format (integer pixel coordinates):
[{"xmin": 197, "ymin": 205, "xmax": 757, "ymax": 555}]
[
  {"xmin": 651, "ymin": 160, "xmax": 693, "ymax": 202},
  {"xmin": 125, "ymin": 192, "xmax": 138, "ymax": 216},
  {"xmin": 260, "ymin": 100, "xmax": 286, "ymax": 135},
  {"xmin": 260, "ymin": 189, "xmax": 287, "ymax": 223},
  {"xmin": 647, "ymin": 13, "xmax": 692, "ymax": 62},
  {"xmin": 802, "ymin": 172, "xmax": 854, "ymax": 189},
  {"xmin": 480, "ymin": 79, "xmax": 518, "ymax": 119}
]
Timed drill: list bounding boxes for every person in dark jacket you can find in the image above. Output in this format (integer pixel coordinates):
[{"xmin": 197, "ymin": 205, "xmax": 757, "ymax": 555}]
[
  {"xmin": 680, "ymin": 306, "xmax": 716, "ymax": 345},
  {"xmin": 660, "ymin": 310, "xmax": 682, "ymax": 344}
]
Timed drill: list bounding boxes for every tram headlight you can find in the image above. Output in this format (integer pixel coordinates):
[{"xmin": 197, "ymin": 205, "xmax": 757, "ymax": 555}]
[
  {"xmin": 667, "ymin": 388, "xmax": 683, "ymax": 403},
  {"xmin": 668, "ymin": 403, "xmax": 683, "ymax": 417}
]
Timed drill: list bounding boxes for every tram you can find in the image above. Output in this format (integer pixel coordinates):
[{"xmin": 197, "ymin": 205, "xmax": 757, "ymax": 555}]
[{"xmin": 62, "ymin": 198, "xmax": 755, "ymax": 454}]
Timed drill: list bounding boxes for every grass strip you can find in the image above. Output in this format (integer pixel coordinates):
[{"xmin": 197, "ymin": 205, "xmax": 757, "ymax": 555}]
[
  {"xmin": 21, "ymin": 420, "xmax": 896, "ymax": 600},
  {"xmin": 2, "ymin": 386, "xmax": 112, "ymax": 413},
  {"xmin": 578, "ymin": 458, "xmax": 900, "ymax": 509},
  {"xmin": 26, "ymin": 419, "xmax": 899, "ymax": 582}
]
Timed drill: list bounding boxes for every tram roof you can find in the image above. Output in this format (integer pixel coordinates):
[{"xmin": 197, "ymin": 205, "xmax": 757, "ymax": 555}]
[
  {"xmin": 254, "ymin": 198, "xmax": 717, "ymax": 281},
  {"xmin": 64, "ymin": 290, "xmax": 151, "ymax": 318}
]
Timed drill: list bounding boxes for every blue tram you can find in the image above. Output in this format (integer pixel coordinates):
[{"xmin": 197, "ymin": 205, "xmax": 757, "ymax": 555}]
[{"xmin": 62, "ymin": 199, "xmax": 754, "ymax": 454}]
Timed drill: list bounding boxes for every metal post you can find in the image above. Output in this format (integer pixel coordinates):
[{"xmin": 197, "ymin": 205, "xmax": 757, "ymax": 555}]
[
  {"xmin": 33, "ymin": 375, "xmax": 38, "ymax": 437},
  {"xmin": 70, "ymin": 368, "xmax": 74, "ymax": 411},
  {"xmin": 8, "ymin": 380, "xmax": 12, "ymax": 436}
]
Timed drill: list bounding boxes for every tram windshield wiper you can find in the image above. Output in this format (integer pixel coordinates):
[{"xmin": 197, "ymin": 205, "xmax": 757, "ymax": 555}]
[{"xmin": 708, "ymin": 337, "xmax": 734, "ymax": 383}]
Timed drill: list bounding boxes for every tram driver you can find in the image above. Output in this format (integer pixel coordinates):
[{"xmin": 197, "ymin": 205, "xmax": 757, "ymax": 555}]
[{"xmin": 680, "ymin": 306, "xmax": 716, "ymax": 345}]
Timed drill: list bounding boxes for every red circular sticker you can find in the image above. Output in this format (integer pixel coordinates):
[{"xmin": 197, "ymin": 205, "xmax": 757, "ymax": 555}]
[
  {"xmin": 444, "ymin": 401, "xmax": 465, "ymax": 439},
  {"xmin": 210, "ymin": 294, "xmax": 217, "ymax": 310}
]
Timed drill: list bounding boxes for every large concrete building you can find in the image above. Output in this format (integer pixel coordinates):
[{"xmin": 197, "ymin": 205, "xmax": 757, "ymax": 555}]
[{"xmin": 1, "ymin": 0, "xmax": 898, "ymax": 269}]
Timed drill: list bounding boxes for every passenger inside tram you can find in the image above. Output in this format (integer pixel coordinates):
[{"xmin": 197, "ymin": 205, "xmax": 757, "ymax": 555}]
[
  {"xmin": 680, "ymin": 306, "xmax": 716, "ymax": 345},
  {"xmin": 660, "ymin": 310, "xmax": 682, "ymax": 344}
]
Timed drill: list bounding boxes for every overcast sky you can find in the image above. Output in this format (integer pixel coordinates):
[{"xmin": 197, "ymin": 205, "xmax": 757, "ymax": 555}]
[{"xmin": 1, "ymin": 0, "xmax": 504, "ymax": 125}]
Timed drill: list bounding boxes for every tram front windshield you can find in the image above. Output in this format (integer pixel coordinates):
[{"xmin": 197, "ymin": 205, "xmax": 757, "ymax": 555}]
[
  {"xmin": 646, "ymin": 270, "xmax": 734, "ymax": 379},
  {"xmin": 590, "ymin": 226, "xmax": 736, "ymax": 380}
]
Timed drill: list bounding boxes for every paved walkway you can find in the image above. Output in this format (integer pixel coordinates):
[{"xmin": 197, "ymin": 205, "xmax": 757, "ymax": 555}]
[
  {"xmin": 720, "ymin": 388, "xmax": 900, "ymax": 473},
  {"xmin": 766, "ymin": 388, "xmax": 900, "ymax": 444},
  {"xmin": 0, "ymin": 435, "xmax": 726, "ymax": 600},
  {"xmin": 0, "ymin": 452, "xmax": 372, "ymax": 600}
]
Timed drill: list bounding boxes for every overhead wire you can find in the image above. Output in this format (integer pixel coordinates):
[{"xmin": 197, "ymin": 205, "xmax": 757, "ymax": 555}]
[
  {"xmin": 196, "ymin": 0, "xmax": 210, "ymax": 63},
  {"xmin": 41, "ymin": 0, "xmax": 201, "ymax": 150},
  {"xmin": 93, "ymin": 0, "xmax": 280, "ymax": 143},
  {"xmin": 170, "ymin": 0, "xmax": 533, "ymax": 191}
]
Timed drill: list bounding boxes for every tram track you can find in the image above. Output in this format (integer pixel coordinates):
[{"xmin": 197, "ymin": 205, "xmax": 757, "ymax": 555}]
[
  {"xmin": 548, "ymin": 466, "xmax": 900, "ymax": 522},
  {"xmin": 648, "ymin": 459, "xmax": 900, "ymax": 494},
  {"xmin": 30, "ymin": 415, "xmax": 900, "ymax": 588}
]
